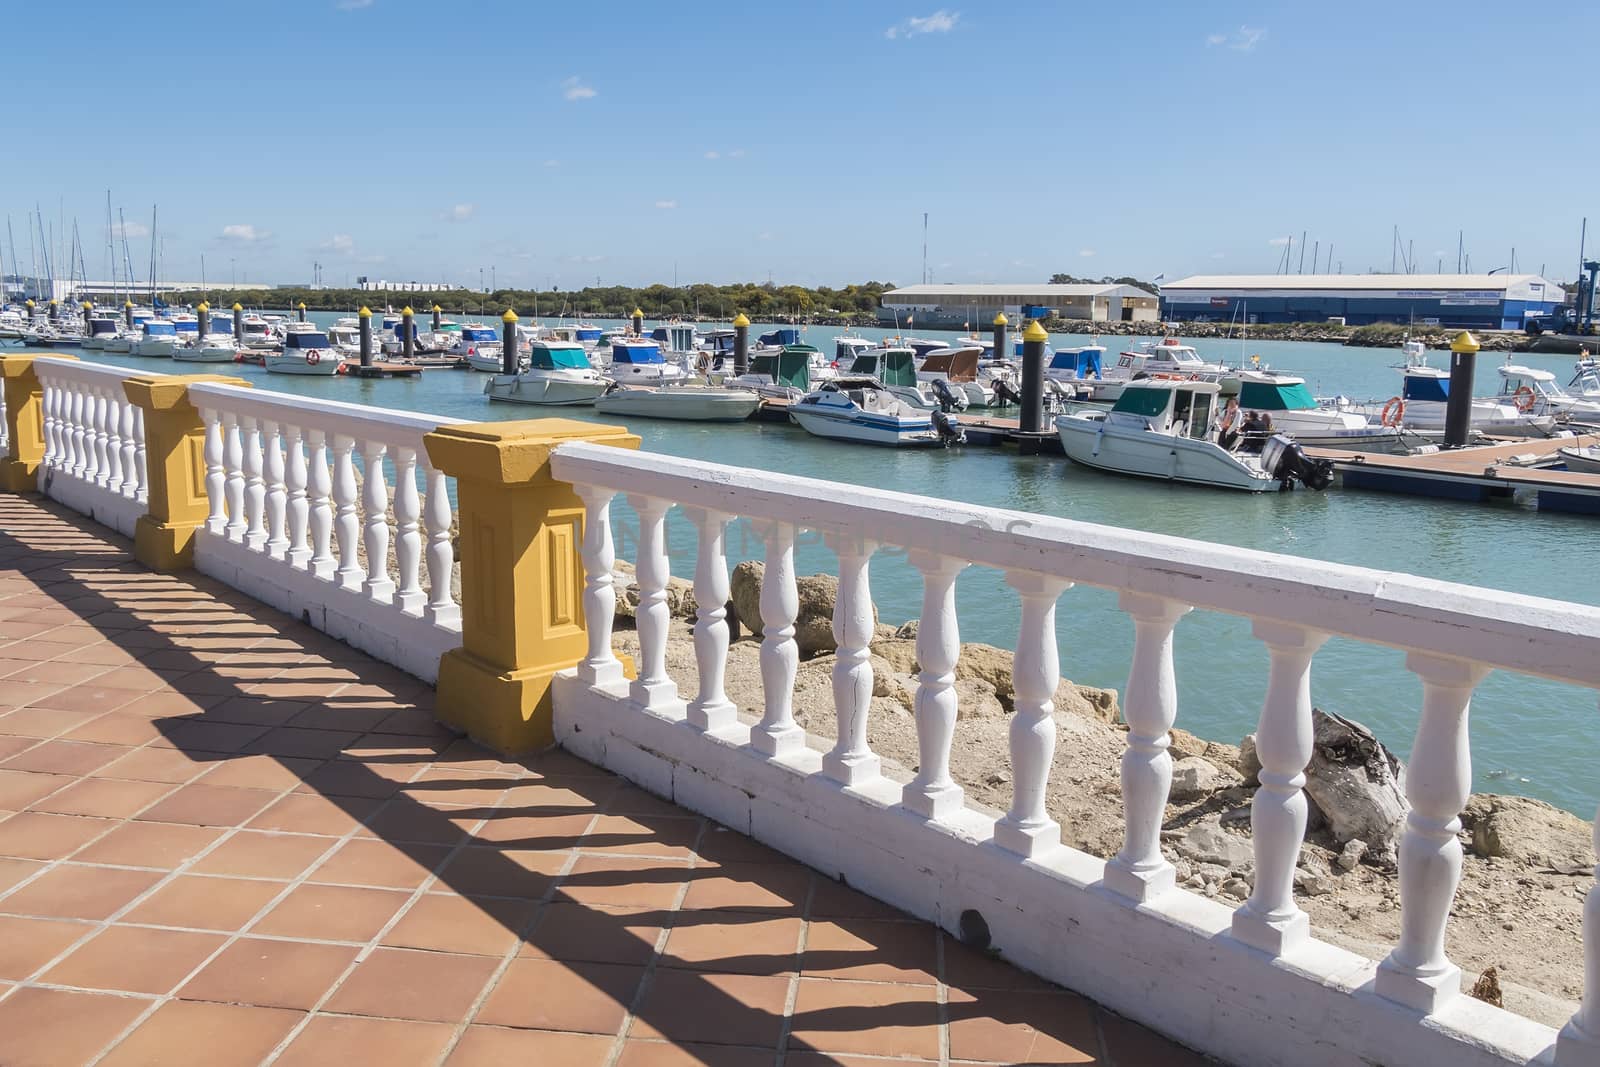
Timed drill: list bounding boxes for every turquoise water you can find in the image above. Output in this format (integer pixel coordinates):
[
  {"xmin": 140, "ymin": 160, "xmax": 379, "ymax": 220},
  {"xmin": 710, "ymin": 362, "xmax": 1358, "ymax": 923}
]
[{"xmin": 26, "ymin": 318, "xmax": 1600, "ymax": 816}]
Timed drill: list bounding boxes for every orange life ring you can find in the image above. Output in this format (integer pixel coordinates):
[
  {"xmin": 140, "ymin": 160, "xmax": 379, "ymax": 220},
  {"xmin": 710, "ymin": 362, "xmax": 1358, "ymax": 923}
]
[
  {"xmin": 1512, "ymin": 384, "xmax": 1535, "ymax": 412},
  {"xmin": 306, "ymin": 349, "xmax": 322, "ymax": 365},
  {"xmin": 1380, "ymin": 397, "xmax": 1405, "ymax": 427}
]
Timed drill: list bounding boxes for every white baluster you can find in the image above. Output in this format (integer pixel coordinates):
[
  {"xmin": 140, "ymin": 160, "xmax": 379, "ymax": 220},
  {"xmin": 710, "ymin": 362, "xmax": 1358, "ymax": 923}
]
[
  {"xmin": 574, "ymin": 485, "xmax": 621, "ymax": 687},
  {"xmin": 1556, "ymin": 810, "xmax": 1600, "ymax": 1064},
  {"xmin": 1375, "ymin": 653, "xmax": 1489, "ymax": 1013},
  {"xmin": 684, "ymin": 508, "xmax": 736, "ymax": 731},
  {"xmin": 751, "ymin": 520, "xmax": 803, "ymax": 756},
  {"xmin": 332, "ymin": 434, "xmax": 362, "ymax": 591},
  {"xmin": 822, "ymin": 533, "xmax": 880, "ymax": 785},
  {"xmin": 241, "ymin": 415, "xmax": 266, "ymax": 550},
  {"xmin": 223, "ymin": 411, "xmax": 246, "ymax": 542},
  {"xmin": 1106, "ymin": 594, "xmax": 1192, "ymax": 899},
  {"xmin": 627, "ymin": 494, "xmax": 680, "ymax": 713},
  {"xmin": 132, "ymin": 405, "xmax": 147, "ymax": 503},
  {"xmin": 393, "ymin": 446, "xmax": 423, "ymax": 613},
  {"xmin": 1232, "ymin": 623, "xmax": 1328, "ymax": 953},
  {"xmin": 307, "ymin": 429, "xmax": 336, "ymax": 580},
  {"xmin": 67, "ymin": 386, "xmax": 86, "ymax": 477},
  {"xmin": 994, "ymin": 572, "xmax": 1072, "ymax": 857},
  {"xmin": 360, "ymin": 440, "xmax": 394, "ymax": 602},
  {"xmin": 201, "ymin": 408, "xmax": 226, "ymax": 535},
  {"xmin": 91, "ymin": 388, "xmax": 110, "ymax": 486},
  {"xmin": 103, "ymin": 393, "xmax": 124, "ymax": 495},
  {"xmin": 284, "ymin": 424, "xmax": 310, "ymax": 568},
  {"xmin": 263, "ymin": 420, "xmax": 288, "ymax": 560},
  {"xmin": 902, "ymin": 552, "xmax": 968, "ymax": 819},
  {"xmin": 422, "ymin": 461, "xmax": 458, "ymax": 627},
  {"xmin": 118, "ymin": 397, "xmax": 137, "ymax": 499},
  {"xmin": 40, "ymin": 383, "xmax": 58, "ymax": 468}
]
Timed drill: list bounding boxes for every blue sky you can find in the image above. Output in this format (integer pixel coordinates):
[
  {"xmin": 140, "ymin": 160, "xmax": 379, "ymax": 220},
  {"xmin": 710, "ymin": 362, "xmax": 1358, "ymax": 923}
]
[{"xmin": 7, "ymin": 0, "xmax": 1599, "ymax": 289}]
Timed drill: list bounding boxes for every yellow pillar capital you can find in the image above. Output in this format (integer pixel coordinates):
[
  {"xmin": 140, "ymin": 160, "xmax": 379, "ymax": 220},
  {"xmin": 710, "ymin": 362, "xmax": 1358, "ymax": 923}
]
[
  {"xmin": 0, "ymin": 354, "xmax": 78, "ymax": 492},
  {"xmin": 123, "ymin": 374, "xmax": 251, "ymax": 570},
  {"xmin": 424, "ymin": 418, "xmax": 640, "ymax": 753}
]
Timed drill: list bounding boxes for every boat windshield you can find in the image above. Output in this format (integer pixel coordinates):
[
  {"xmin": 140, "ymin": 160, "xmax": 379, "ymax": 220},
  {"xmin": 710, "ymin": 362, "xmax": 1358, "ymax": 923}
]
[
  {"xmin": 1238, "ymin": 380, "xmax": 1315, "ymax": 411},
  {"xmin": 531, "ymin": 346, "xmax": 591, "ymax": 370},
  {"xmin": 1111, "ymin": 386, "xmax": 1172, "ymax": 419},
  {"xmin": 613, "ymin": 343, "xmax": 664, "ymax": 365},
  {"xmin": 144, "ymin": 322, "xmax": 176, "ymax": 336},
  {"xmin": 462, "ymin": 328, "xmax": 498, "ymax": 342},
  {"xmin": 285, "ymin": 333, "xmax": 330, "ymax": 348}
]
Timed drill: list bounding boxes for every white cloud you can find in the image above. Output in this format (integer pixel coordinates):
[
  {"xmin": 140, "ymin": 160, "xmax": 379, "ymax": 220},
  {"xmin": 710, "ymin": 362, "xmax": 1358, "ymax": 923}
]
[
  {"xmin": 1211, "ymin": 251, "xmax": 1226, "ymax": 259},
  {"xmin": 321, "ymin": 234, "xmax": 355, "ymax": 254},
  {"xmin": 111, "ymin": 220, "xmax": 149, "ymax": 239},
  {"xmin": 1268, "ymin": 236, "xmax": 1291, "ymax": 247},
  {"xmin": 561, "ymin": 76, "xmax": 596, "ymax": 101},
  {"xmin": 886, "ymin": 9, "xmax": 959, "ymax": 39},
  {"xmin": 654, "ymin": 200, "xmax": 677, "ymax": 210},
  {"xmin": 729, "ymin": 148, "xmax": 746, "ymax": 158},
  {"xmin": 220, "ymin": 224, "xmax": 268, "ymax": 243},
  {"xmin": 336, "ymin": 0, "xmax": 372, "ymax": 8},
  {"xmin": 704, "ymin": 150, "xmax": 720, "ymax": 160},
  {"xmin": 543, "ymin": 159, "xmax": 561, "ymax": 168},
  {"xmin": 757, "ymin": 232, "xmax": 775, "ymax": 241},
  {"xmin": 444, "ymin": 204, "xmax": 475, "ymax": 223},
  {"xmin": 1078, "ymin": 248, "xmax": 1096, "ymax": 258},
  {"xmin": 1207, "ymin": 25, "xmax": 1266, "ymax": 51}
]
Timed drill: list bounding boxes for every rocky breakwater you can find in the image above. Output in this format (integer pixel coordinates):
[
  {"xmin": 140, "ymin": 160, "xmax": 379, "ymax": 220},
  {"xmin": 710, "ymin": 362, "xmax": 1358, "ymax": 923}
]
[{"xmin": 606, "ymin": 560, "xmax": 1594, "ymax": 1024}]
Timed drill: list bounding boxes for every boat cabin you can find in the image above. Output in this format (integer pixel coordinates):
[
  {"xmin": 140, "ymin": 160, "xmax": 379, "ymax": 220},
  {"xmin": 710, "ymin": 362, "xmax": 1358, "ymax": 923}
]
[
  {"xmin": 574, "ymin": 324, "xmax": 603, "ymax": 343},
  {"xmin": 1109, "ymin": 379, "xmax": 1220, "ymax": 439},
  {"xmin": 846, "ymin": 348, "xmax": 917, "ymax": 387},
  {"xmin": 611, "ymin": 339, "xmax": 666, "ymax": 366},
  {"xmin": 1046, "ymin": 347, "xmax": 1104, "ymax": 380},
  {"xmin": 835, "ymin": 337, "xmax": 874, "ymax": 363},
  {"xmin": 744, "ymin": 348, "xmax": 811, "ymax": 390},
  {"xmin": 1401, "ymin": 368, "xmax": 1451, "ymax": 403},
  {"xmin": 528, "ymin": 341, "xmax": 592, "ymax": 370},
  {"xmin": 86, "ymin": 317, "xmax": 119, "ymax": 338},
  {"xmin": 661, "ymin": 324, "xmax": 699, "ymax": 354},
  {"xmin": 460, "ymin": 326, "xmax": 499, "ymax": 345},
  {"xmin": 142, "ymin": 321, "xmax": 177, "ymax": 338},
  {"xmin": 703, "ymin": 329, "xmax": 737, "ymax": 359},
  {"xmin": 758, "ymin": 327, "xmax": 801, "ymax": 347},
  {"xmin": 283, "ymin": 331, "xmax": 331, "ymax": 352},
  {"xmin": 918, "ymin": 349, "xmax": 980, "ymax": 382},
  {"xmin": 171, "ymin": 316, "xmax": 198, "ymax": 334},
  {"xmin": 1232, "ymin": 373, "xmax": 1317, "ymax": 412},
  {"xmin": 1496, "ymin": 365, "xmax": 1561, "ymax": 404}
]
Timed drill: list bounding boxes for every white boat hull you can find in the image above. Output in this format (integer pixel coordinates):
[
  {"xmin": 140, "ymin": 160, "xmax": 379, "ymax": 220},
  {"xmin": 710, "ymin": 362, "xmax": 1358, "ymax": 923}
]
[
  {"xmin": 265, "ymin": 354, "xmax": 341, "ymax": 376},
  {"xmin": 788, "ymin": 406, "xmax": 945, "ymax": 447},
  {"xmin": 173, "ymin": 347, "xmax": 239, "ymax": 364},
  {"xmin": 594, "ymin": 386, "xmax": 759, "ymax": 422},
  {"xmin": 101, "ymin": 338, "xmax": 132, "ymax": 353},
  {"xmin": 1056, "ymin": 414, "xmax": 1274, "ymax": 491},
  {"xmin": 131, "ymin": 340, "xmax": 177, "ymax": 357},
  {"xmin": 1560, "ymin": 446, "xmax": 1600, "ymax": 474},
  {"xmin": 484, "ymin": 372, "xmax": 608, "ymax": 406}
]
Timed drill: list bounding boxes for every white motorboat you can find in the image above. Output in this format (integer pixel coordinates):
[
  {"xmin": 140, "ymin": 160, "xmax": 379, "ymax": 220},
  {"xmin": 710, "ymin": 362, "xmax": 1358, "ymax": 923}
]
[
  {"xmin": 834, "ymin": 335, "xmax": 875, "ymax": 366},
  {"xmin": 1349, "ymin": 364, "xmax": 1559, "ymax": 437},
  {"xmin": 174, "ymin": 334, "xmax": 240, "ymax": 363},
  {"xmin": 265, "ymin": 325, "xmax": 342, "ymax": 375},
  {"xmin": 725, "ymin": 346, "xmax": 813, "ymax": 401},
  {"xmin": 1559, "ymin": 445, "xmax": 1600, "ymax": 473},
  {"xmin": 594, "ymin": 382, "xmax": 760, "ymax": 422},
  {"xmin": 455, "ymin": 324, "xmax": 506, "ymax": 372},
  {"xmin": 1085, "ymin": 338, "xmax": 1230, "ymax": 402},
  {"xmin": 1043, "ymin": 346, "xmax": 1106, "ymax": 394},
  {"xmin": 130, "ymin": 320, "xmax": 179, "ymax": 357},
  {"xmin": 101, "ymin": 331, "xmax": 135, "ymax": 353},
  {"xmin": 788, "ymin": 377, "xmax": 965, "ymax": 448},
  {"xmin": 82, "ymin": 316, "xmax": 120, "ymax": 350},
  {"xmin": 238, "ymin": 315, "xmax": 274, "ymax": 350},
  {"xmin": 607, "ymin": 338, "xmax": 689, "ymax": 384},
  {"xmin": 484, "ymin": 340, "xmax": 608, "ymax": 406},
  {"xmin": 839, "ymin": 347, "xmax": 935, "ymax": 409},
  {"xmin": 1225, "ymin": 370, "xmax": 1419, "ymax": 453},
  {"xmin": 916, "ymin": 347, "xmax": 991, "ymax": 408},
  {"xmin": 327, "ymin": 320, "xmax": 365, "ymax": 359},
  {"xmin": 1494, "ymin": 364, "xmax": 1600, "ymax": 426},
  {"xmin": 1055, "ymin": 379, "xmax": 1333, "ymax": 492}
]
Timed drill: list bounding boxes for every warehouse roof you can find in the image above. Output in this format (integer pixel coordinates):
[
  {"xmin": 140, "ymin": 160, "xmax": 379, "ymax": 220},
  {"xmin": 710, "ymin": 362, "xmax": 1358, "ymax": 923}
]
[
  {"xmin": 883, "ymin": 283, "xmax": 1156, "ymax": 299},
  {"xmin": 1162, "ymin": 273, "xmax": 1551, "ymax": 292}
]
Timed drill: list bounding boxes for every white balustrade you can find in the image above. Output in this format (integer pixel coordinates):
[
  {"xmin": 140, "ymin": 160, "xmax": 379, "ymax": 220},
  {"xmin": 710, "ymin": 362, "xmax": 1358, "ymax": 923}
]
[
  {"xmin": 548, "ymin": 440, "xmax": 1600, "ymax": 1067},
  {"xmin": 30, "ymin": 358, "xmax": 149, "ymax": 536},
  {"xmin": 627, "ymin": 494, "xmax": 680, "ymax": 714},
  {"xmin": 822, "ymin": 533, "xmax": 879, "ymax": 785},
  {"xmin": 184, "ymin": 382, "xmax": 465, "ymax": 683}
]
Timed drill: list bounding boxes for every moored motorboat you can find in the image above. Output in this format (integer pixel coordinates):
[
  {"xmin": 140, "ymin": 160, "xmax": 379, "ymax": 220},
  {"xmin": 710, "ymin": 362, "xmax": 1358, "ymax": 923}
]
[
  {"xmin": 174, "ymin": 335, "xmax": 240, "ymax": 363},
  {"xmin": 788, "ymin": 376, "xmax": 965, "ymax": 447},
  {"xmin": 1495, "ymin": 364, "xmax": 1600, "ymax": 427},
  {"xmin": 130, "ymin": 320, "xmax": 179, "ymax": 357},
  {"xmin": 607, "ymin": 338, "xmax": 689, "ymax": 384},
  {"xmin": 1055, "ymin": 379, "xmax": 1332, "ymax": 492},
  {"xmin": 1224, "ymin": 370, "xmax": 1421, "ymax": 453},
  {"xmin": 454, "ymin": 324, "xmax": 506, "ymax": 372},
  {"xmin": 1559, "ymin": 445, "xmax": 1600, "ymax": 473},
  {"xmin": 265, "ymin": 326, "xmax": 343, "ymax": 375},
  {"xmin": 594, "ymin": 382, "xmax": 760, "ymax": 422},
  {"xmin": 484, "ymin": 340, "xmax": 608, "ymax": 405},
  {"xmin": 725, "ymin": 347, "xmax": 812, "ymax": 401},
  {"xmin": 1350, "ymin": 364, "xmax": 1559, "ymax": 438}
]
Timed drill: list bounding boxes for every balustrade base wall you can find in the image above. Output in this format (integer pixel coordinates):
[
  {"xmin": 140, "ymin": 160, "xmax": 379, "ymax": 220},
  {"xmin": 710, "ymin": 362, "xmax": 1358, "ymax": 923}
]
[
  {"xmin": 553, "ymin": 671, "xmax": 1558, "ymax": 1067},
  {"xmin": 194, "ymin": 532, "xmax": 459, "ymax": 683},
  {"xmin": 38, "ymin": 467, "xmax": 144, "ymax": 539}
]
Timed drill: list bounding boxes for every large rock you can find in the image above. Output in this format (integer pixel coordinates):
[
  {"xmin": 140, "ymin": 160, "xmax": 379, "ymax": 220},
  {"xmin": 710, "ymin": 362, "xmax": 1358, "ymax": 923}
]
[
  {"xmin": 1302, "ymin": 710, "xmax": 1408, "ymax": 860},
  {"xmin": 1169, "ymin": 757, "xmax": 1222, "ymax": 803},
  {"xmin": 612, "ymin": 559, "xmax": 696, "ymax": 621},
  {"xmin": 1463, "ymin": 794, "xmax": 1594, "ymax": 869},
  {"xmin": 1176, "ymin": 819, "xmax": 1254, "ymax": 871},
  {"xmin": 793, "ymin": 573, "xmax": 842, "ymax": 656},
  {"xmin": 729, "ymin": 560, "xmax": 763, "ymax": 636}
]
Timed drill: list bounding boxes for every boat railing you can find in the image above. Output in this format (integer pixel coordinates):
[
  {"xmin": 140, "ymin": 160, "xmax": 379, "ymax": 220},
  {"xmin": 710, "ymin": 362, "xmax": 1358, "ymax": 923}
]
[
  {"xmin": 34, "ymin": 356, "xmax": 150, "ymax": 536},
  {"xmin": 182, "ymin": 380, "xmax": 466, "ymax": 682},
  {"xmin": 547, "ymin": 437, "xmax": 1600, "ymax": 1067}
]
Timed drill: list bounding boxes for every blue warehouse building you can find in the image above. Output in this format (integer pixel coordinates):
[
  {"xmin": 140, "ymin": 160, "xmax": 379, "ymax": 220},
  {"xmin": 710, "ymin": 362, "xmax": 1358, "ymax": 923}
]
[{"xmin": 1159, "ymin": 273, "xmax": 1563, "ymax": 330}]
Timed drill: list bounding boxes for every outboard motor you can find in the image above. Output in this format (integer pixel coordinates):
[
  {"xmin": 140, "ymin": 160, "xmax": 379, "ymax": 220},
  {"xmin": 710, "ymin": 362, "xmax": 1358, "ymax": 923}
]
[
  {"xmin": 1260, "ymin": 433, "xmax": 1334, "ymax": 491},
  {"xmin": 993, "ymin": 379, "xmax": 1023, "ymax": 407},
  {"xmin": 931, "ymin": 409, "xmax": 967, "ymax": 447},
  {"xmin": 929, "ymin": 376, "xmax": 967, "ymax": 413}
]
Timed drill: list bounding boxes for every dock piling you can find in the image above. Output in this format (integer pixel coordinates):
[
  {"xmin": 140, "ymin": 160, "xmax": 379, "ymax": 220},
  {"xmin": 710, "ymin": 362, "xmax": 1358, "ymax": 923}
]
[
  {"xmin": 196, "ymin": 302, "xmax": 209, "ymax": 340},
  {"xmin": 48, "ymin": 300, "xmax": 58, "ymax": 324},
  {"xmin": 401, "ymin": 306, "xmax": 415, "ymax": 361},
  {"xmin": 632, "ymin": 307, "xmax": 644, "ymax": 337},
  {"xmin": 501, "ymin": 309, "xmax": 519, "ymax": 375},
  {"xmin": 1443, "ymin": 330, "xmax": 1480, "ymax": 449},
  {"xmin": 231, "ymin": 303, "xmax": 243, "ymax": 345},
  {"xmin": 733, "ymin": 312, "xmax": 750, "ymax": 375},
  {"xmin": 992, "ymin": 311, "xmax": 1009, "ymax": 368},
  {"xmin": 1019, "ymin": 320, "xmax": 1048, "ymax": 434},
  {"xmin": 359, "ymin": 306, "xmax": 373, "ymax": 368},
  {"xmin": 432, "ymin": 304, "xmax": 442, "ymax": 333},
  {"xmin": 25, "ymin": 300, "xmax": 35, "ymax": 324},
  {"xmin": 123, "ymin": 300, "xmax": 133, "ymax": 328},
  {"xmin": 296, "ymin": 301, "xmax": 307, "ymax": 323}
]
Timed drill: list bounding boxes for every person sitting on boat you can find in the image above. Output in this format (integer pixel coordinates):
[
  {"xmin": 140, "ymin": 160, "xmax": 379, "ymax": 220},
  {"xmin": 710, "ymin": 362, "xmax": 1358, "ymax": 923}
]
[
  {"xmin": 1238, "ymin": 410, "xmax": 1269, "ymax": 453},
  {"xmin": 1216, "ymin": 397, "xmax": 1242, "ymax": 450}
]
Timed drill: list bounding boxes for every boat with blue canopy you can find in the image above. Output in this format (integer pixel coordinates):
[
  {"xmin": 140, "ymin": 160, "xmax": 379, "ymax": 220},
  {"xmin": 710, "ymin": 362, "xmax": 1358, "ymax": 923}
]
[{"xmin": 485, "ymin": 339, "xmax": 608, "ymax": 406}]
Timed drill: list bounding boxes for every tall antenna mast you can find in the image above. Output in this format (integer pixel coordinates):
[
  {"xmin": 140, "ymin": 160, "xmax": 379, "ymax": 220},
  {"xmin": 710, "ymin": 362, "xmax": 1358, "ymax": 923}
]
[{"xmin": 921, "ymin": 213, "xmax": 928, "ymax": 284}]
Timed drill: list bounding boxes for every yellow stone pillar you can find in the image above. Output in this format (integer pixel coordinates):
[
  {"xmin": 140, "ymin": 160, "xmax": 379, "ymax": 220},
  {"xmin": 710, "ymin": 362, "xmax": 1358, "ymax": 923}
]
[
  {"xmin": 0, "ymin": 353, "xmax": 76, "ymax": 492},
  {"xmin": 122, "ymin": 374, "xmax": 250, "ymax": 571},
  {"xmin": 424, "ymin": 418, "xmax": 640, "ymax": 753}
]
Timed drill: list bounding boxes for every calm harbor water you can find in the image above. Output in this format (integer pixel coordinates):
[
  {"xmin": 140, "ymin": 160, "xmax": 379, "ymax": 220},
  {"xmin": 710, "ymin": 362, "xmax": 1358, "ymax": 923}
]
[{"xmin": 28, "ymin": 318, "xmax": 1600, "ymax": 816}]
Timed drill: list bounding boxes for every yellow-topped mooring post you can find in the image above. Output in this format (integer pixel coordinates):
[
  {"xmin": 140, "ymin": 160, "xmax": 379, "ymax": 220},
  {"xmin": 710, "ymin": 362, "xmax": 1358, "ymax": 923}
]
[
  {"xmin": 297, "ymin": 301, "xmax": 307, "ymax": 323},
  {"xmin": 1443, "ymin": 330, "xmax": 1480, "ymax": 450},
  {"xmin": 0, "ymin": 353, "xmax": 75, "ymax": 491},
  {"xmin": 123, "ymin": 374, "xmax": 251, "ymax": 570},
  {"xmin": 501, "ymin": 308, "xmax": 519, "ymax": 375},
  {"xmin": 424, "ymin": 418, "xmax": 640, "ymax": 753},
  {"xmin": 631, "ymin": 307, "xmax": 645, "ymax": 336},
  {"xmin": 123, "ymin": 299, "xmax": 134, "ymax": 328},
  {"xmin": 992, "ymin": 312, "xmax": 1009, "ymax": 367},
  {"xmin": 733, "ymin": 311, "xmax": 750, "ymax": 375}
]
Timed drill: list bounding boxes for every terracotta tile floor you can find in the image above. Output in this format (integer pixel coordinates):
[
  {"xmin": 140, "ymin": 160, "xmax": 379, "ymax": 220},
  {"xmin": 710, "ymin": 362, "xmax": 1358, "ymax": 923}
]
[{"xmin": 0, "ymin": 493, "xmax": 1214, "ymax": 1066}]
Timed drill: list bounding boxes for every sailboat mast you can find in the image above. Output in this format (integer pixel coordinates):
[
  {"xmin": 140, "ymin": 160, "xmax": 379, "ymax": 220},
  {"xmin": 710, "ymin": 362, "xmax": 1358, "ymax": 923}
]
[{"xmin": 148, "ymin": 205, "xmax": 157, "ymax": 308}]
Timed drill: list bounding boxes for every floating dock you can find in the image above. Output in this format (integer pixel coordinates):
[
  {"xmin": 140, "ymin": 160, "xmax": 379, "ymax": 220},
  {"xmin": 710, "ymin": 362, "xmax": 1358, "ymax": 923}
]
[
  {"xmin": 343, "ymin": 361, "xmax": 425, "ymax": 379},
  {"xmin": 1309, "ymin": 434, "xmax": 1600, "ymax": 514}
]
